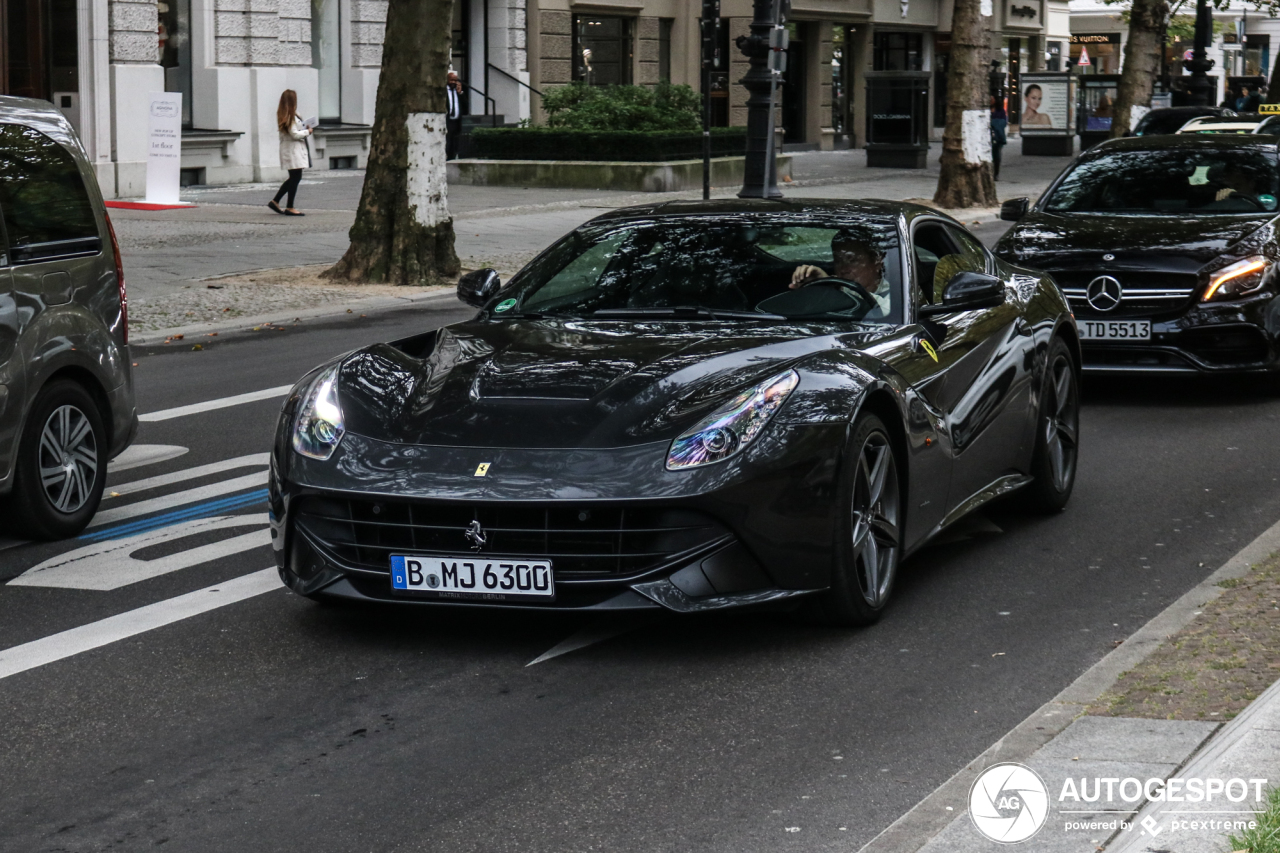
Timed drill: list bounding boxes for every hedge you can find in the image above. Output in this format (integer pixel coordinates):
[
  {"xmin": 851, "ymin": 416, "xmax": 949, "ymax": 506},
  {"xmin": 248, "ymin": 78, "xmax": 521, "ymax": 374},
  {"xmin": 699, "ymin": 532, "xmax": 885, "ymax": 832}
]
[{"xmin": 469, "ymin": 127, "xmax": 749, "ymax": 162}]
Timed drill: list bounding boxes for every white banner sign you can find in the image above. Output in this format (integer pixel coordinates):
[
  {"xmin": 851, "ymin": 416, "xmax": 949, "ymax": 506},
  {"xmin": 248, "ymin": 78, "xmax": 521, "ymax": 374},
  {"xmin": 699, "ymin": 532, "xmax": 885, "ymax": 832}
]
[{"xmin": 145, "ymin": 92, "xmax": 183, "ymax": 205}]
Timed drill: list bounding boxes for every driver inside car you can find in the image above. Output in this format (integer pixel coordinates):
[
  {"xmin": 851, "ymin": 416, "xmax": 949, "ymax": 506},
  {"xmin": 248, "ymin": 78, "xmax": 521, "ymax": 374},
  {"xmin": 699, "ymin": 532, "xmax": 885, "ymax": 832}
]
[{"xmin": 789, "ymin": 232, "xmax": 891, "ymax": 315}]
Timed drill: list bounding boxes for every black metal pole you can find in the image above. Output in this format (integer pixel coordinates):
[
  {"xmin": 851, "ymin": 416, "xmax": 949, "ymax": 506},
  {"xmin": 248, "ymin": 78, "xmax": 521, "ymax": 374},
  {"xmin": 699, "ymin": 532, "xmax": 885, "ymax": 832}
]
[
  {"xmin": 736, "ymin": 0, "xmax": 785, "ymax": 199},
  {"xmin": 703, "ymin": 66, "xmax": 712, "ymax": 200},
  {"xmin": 1186, "ymin": 0, "xmax": 1215, "ymax": 106}
]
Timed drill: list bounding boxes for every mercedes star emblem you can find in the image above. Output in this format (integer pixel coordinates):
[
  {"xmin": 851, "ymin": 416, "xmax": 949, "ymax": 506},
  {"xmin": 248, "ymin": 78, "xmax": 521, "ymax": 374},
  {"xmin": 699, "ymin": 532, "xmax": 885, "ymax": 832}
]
[
  {"xmin": 1086, "ymin": 275, "xmax": 1123, "ymax": 312},
  {"xmin": 464, "ymin": 519, "xmax": 487, "ymax": 551},
  {"xmin": 1102, "ymin": 253, "xmax": 1115, "ymax": 261}
]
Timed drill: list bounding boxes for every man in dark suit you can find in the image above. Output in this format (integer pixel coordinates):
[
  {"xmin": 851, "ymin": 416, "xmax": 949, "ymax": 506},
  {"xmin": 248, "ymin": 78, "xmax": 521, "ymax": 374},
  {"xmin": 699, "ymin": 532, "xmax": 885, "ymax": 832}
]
[{"xmin": 446, "ymin": 71, "xmax": 463, "ymax": 160}]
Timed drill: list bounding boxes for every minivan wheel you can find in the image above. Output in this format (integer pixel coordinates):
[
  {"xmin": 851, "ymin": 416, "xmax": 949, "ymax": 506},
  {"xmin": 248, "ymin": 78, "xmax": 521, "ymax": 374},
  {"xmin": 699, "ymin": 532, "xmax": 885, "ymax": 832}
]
[{"xmin": 11, "ymin": 381, "xmax": 107, "ymax": 539}]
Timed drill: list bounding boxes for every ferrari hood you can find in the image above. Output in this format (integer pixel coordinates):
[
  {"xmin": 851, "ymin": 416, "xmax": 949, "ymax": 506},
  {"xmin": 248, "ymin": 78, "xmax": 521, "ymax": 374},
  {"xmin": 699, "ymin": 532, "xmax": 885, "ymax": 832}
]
[
  {"xmin": 999, "ymin": 212, "xmax": 1274, "ymax": 272},
  {"xmin": 335, "ymin": 319, "xmax": 880, "ymax": 448}
]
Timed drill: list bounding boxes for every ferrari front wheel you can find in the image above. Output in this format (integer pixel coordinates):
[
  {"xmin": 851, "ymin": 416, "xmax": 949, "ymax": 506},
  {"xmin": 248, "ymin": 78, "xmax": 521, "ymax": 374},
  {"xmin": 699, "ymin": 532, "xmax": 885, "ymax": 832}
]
[{"xmin": 811, "ymin": 413, "xmax": 902, "ymax": 627}]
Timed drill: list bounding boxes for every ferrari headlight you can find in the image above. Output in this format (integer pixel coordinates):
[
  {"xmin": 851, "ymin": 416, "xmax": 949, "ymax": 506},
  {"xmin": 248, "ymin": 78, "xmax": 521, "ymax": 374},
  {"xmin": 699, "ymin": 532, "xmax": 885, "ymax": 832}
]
[
  {"xmin": 292, "ymin": 365, "xmax": 345, "ymax": 460},
  {"xmin": 666, "ymin": 370, "xmax": 800, "ymax": 471},
  {"xmin": 1203, "ymin": 256, "xmax": 1270, "ymax": 301}
]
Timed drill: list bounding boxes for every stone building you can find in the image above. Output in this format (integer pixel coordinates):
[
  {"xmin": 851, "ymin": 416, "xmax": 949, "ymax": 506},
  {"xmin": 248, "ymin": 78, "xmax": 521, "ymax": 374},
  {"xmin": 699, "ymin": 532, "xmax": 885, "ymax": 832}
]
[{"xmin": 9, "ymin": 0, "xmax": 1068, "ymax": 198}]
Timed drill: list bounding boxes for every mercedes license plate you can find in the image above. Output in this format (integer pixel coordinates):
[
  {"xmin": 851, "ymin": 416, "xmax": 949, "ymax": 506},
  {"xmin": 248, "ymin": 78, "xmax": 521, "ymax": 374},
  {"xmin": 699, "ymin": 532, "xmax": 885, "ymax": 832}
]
[
  {"xmin": 1079, "ymin": 320, "xmax": 1151, "ymax": 341},
  {"xmin": 390, "ymin": 554, "xmax": 555, "ymax": 600}
]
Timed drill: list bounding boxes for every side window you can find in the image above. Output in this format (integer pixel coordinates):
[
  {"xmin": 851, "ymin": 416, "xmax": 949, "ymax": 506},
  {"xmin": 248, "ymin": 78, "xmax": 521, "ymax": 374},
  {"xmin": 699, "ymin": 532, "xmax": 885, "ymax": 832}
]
[
  {"xmin": 912, "ymin": 222, "xmax": 956, "ymax": 305},
  {"xmin": 0, "ymin": 124, "xmax": 99, "ymax": 255}
]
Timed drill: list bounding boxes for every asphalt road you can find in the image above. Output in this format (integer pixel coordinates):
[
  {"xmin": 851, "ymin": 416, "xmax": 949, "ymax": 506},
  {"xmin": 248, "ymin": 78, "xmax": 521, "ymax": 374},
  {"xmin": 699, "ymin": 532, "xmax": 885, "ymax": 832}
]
[{"xmin": 5, "ymin": 233, "xmax": 1280, "ymax": 852}]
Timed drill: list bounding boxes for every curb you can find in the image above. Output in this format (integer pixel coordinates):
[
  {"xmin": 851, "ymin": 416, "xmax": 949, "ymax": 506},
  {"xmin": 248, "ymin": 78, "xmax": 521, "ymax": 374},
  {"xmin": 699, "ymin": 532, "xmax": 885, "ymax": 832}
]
[
  {"xmin": 129, "ymin": 288, "xmax": 464, "ymax": 346},
  {"xmin": 856, "ymin": 514, "xmax": 1280, "ymax": 853}
]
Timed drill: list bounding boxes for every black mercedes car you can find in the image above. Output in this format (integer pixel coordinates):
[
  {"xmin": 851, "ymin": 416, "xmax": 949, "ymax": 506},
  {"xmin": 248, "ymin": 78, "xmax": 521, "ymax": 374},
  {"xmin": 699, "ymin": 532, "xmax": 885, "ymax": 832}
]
[
  {"xmin": 997, "ymin": 135, "xmax": 1280, "ymax": 373},
  {"xmin": 270, "ymin": 200, "xmax": 1078, "ymax": 625}
]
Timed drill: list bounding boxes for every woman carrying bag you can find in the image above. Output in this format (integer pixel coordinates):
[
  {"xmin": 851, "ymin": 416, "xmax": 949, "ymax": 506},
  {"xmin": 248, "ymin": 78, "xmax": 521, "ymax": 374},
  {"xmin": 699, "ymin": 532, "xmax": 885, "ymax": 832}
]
[{"xmin": 268, "ymin": 89, "xmax": 311, "ymax": 216}]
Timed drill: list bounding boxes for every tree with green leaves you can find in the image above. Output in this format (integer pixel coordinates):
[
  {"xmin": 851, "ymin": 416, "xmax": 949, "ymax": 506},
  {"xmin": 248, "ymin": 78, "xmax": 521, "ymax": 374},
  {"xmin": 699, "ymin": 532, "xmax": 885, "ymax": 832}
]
[
  {"xmin": 934, "ymin": 0, "xmax": 997, "ymax": 208},
  {"xmin": 324, "ymin": 0, "xmax": 460, "ymax": 286}
]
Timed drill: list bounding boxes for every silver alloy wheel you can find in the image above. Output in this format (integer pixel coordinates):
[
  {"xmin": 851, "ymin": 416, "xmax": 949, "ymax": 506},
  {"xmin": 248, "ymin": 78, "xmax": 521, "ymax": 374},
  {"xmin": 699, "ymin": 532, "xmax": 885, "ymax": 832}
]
[
  {"xmin": 38, "ymin": 404, "xmax": 98, "ymax": 514},
  {"xmin": 850, "ymin": 430, "xmax": 900, "ymax": 608},
  {"xmin": 1042, "ymin": 354, "xmax": 1079, "ymax": 493}
]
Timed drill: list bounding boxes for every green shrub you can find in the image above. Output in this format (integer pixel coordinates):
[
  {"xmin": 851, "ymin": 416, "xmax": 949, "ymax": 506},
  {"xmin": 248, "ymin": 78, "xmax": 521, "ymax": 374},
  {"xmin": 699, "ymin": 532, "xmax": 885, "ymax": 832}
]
[
  {"xmin": 541, "ymin": 81, "xmax": 702, "ymax": 132},
  {"xmin": 470, "ymin": 127, "xmax": 748, "ymax": 162}
]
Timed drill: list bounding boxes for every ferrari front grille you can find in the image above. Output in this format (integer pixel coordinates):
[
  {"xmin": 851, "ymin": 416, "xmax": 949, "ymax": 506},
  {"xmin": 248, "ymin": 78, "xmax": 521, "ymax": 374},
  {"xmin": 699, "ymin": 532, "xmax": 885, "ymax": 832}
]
[{"xmin": 295, "ymin": 497, "xmax": 733, "ymax": 578}]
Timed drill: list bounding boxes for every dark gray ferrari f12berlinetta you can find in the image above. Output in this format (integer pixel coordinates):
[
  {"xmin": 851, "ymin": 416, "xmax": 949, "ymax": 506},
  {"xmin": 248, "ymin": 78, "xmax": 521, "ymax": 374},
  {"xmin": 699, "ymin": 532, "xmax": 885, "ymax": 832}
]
[{"xmin": 269, "ymin": 199, "xmax": 1080, "ymax": 625}]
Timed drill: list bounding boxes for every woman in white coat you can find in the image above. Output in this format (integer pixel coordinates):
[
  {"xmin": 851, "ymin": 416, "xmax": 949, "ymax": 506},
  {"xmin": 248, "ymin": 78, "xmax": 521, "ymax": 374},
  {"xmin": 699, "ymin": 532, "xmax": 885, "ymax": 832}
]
[{"xmin": 268, "ymin": 89, "xmax": 311, "ymax": 216}]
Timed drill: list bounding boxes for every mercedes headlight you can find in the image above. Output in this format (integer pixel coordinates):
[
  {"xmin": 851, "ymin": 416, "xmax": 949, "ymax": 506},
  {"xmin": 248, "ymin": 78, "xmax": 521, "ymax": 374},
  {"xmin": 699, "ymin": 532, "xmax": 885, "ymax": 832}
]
[
  {"xmin": 666, "ymin": 370, "xmax": 799, "ymax": 471},
  {"xmin": 292, "ymin": 365, "xmax": 345, "ymax": 460},
  {"xmin": 1203, "ymin": 256, "xmax": 1270, "ymax": 302}
]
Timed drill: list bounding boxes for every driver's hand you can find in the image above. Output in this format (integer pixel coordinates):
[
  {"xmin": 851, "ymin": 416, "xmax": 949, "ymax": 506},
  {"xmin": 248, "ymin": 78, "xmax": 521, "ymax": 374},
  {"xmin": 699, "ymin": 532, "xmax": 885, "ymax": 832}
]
[{"xmin": 790, "ymin": 264, "xmax": 825, "ymax": 289}]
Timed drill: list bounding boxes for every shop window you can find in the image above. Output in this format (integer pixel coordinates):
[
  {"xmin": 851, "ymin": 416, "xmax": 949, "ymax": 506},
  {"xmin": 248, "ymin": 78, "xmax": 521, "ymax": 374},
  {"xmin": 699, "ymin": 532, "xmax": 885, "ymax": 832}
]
[
  {"xmin": 1069, "ymin": 34, "xmax": 1121, "ymax": 75},
  {"xmin": 933, "ymin": 33, "xmax": 950, "ymax": 128},
  {"xmin": 312, "ymin": 0, "xmax": 342, "ymax": 122},
  {"xmin": 1046, "ymin": 40, "xmax": 1063, "ymax": 72},
  {"xmin": 158, "ymin": 0, "xmax": 193, "ymax": 127},
  {"xmin": 873, "ymin": 32, "xmax": 922, "ymax": 72},
  {"xmin": 574, "ymin": 16, "xmax": 634, "ymax": 86}
]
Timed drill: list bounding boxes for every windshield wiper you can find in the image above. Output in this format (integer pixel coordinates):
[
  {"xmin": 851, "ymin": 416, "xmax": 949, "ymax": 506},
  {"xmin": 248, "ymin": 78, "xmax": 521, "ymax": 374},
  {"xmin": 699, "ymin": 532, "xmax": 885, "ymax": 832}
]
[{"xmin": 588, "ymin": 306, "xmax": 787, "ymax": 320}]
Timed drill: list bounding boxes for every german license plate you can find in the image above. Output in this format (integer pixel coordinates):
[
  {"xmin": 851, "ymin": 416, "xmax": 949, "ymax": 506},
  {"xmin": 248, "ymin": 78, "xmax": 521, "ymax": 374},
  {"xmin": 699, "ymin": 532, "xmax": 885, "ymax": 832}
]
[
  {"xmin": 1079, "ymin": 320, "xmax": 1151, "ymax": 341},
  {"xmin": 390, "ymin": 554, "xmax": 555, "ymax": 600}
]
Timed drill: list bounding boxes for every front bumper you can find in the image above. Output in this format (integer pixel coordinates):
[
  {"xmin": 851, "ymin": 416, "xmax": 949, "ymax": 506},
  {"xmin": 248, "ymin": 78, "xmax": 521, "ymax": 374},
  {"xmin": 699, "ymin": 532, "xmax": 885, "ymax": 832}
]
[
  {"xmin": 1076, "ymin": 293, "xmax": 1280, "ymax": 373},
  {"xmin": 270, "ymin": 423, "xmax": 846, "ymax": 613}
]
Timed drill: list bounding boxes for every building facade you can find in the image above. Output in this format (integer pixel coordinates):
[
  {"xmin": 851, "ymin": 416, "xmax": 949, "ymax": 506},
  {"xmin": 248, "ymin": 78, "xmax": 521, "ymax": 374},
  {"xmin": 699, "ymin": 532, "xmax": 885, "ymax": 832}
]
[
  {"xmin": 9, "ymin": 0, "xmax": 1069, "ymax": 198},
  {"xmin": 1070, "ymin": 0, "xmax": 1278, "ymax": 109}
]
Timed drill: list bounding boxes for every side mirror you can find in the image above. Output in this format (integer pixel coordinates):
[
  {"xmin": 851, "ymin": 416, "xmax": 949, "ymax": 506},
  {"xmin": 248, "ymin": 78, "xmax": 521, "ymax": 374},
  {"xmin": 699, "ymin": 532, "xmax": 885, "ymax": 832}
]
[
  {"xmin": 919, "ymin": 271, "xmax": 1006, "ymax": 317},
  {"xmin": 1000, "ymin": 198, "xmax": 1030, "ymax": 221},
  {"xmin": 458, "ymin": 268, "xmax": 501, "ymax": 308}
]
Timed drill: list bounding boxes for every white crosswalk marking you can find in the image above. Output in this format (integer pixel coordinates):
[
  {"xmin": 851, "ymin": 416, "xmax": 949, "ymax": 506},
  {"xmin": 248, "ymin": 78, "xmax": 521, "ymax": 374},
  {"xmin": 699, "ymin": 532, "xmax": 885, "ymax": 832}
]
[
  {"xmin": 108, "ymin": 444, "xmax": 190, "ymax": 473},
  {"xmin": 90, "ymin": 471, "xmax": 268, "ymax": 529},
  {"xmin": 103, "ymin": 453, "xmax": 269, "ymax": 499},
  {"xmin": 0, "ymin": 568, "xmax": 280, "ymax": 680},
  {"xmin": 12, "ymin": 515, "xmax": 271, "ymax": 590},
  {"xmin": 138, "ymin": 386, "xmax": 293, "ymax": 422}
]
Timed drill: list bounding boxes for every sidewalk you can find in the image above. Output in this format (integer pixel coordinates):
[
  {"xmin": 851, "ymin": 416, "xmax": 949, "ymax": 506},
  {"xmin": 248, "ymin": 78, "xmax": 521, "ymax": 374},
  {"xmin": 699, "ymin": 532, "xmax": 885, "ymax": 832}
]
[
  {"xmin": 111, "ymin": 139, "xmax": 1072, "ymax": 335},
  {"xmin": 860, "ymin": 518, "xmax": 1280, "ymax": 853}
]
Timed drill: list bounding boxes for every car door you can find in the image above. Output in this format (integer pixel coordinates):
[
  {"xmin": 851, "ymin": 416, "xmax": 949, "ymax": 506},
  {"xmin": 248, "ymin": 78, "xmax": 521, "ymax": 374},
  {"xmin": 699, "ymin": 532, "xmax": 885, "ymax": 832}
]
[
  {"xmin": 0, "ymin": 123, "xmax": 104, "ymax": 473},
  {"xmin": 930, "ymin": 223, "xmax": 1035, "ymax": 515}
]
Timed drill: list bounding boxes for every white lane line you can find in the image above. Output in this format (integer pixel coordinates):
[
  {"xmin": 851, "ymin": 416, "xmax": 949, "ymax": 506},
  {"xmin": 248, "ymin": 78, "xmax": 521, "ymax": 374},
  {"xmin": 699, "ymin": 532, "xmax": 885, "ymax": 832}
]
[
  {"xmin": 108, "ymin": 444, "xmax": 190, "ymax": 473},
  {"xmin": 91, "ymin": 471, "xmax": 267, "ymax": 529},
  {"xmin": 104, "ymin": 453, "xmax": 268, "ymax": 500},
  {"xmin": 12, "ymin": 515, "xmax": 271, "ymax": 590},
  {"xmin": 138, "ymin": 385, "xmax": 293, "ymax": 422},
  {"xmin": 0, "ymin": 568, "xmax": 280, "ymax": 680},
  {"xmin": 525, "ymin": 621, "xmax": 643, "ymax": 666}
]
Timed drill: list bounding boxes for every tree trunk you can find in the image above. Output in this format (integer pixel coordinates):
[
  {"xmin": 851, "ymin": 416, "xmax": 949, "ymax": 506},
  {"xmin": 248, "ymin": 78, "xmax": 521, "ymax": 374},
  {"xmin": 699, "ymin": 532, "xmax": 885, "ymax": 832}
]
[
  {"xmin": 1269, "ymin": 55, "xmax": 1280, "ymax": 104},
  {"xmin": 324, "ymin": 0, "xmax": 460, "ymax": 286},
  {"xmin": 934, "ymin": 0, "xmax": 997, "ymax": 209},
  {"xmin": 1111, "ymin": 0, "xmax": 1169, "ymax": 138}
]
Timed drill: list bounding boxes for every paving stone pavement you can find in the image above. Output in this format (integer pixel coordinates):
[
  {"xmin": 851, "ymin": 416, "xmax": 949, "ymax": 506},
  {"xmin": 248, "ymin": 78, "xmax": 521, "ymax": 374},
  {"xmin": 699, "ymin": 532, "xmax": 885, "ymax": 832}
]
[{"xmin": 110, "ymin": 139, "xmax": 1074, "ymax": 331}]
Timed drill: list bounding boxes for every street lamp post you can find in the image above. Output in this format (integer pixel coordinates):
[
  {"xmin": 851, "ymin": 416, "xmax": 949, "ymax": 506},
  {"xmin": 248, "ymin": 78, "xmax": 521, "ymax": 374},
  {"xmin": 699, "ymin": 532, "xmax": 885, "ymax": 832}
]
[
  {"xmin": 1186, "ymin": 0, "xmax": 1215, "ymax": 106},
  {"xmin": 736, "ymin": 0, "xmax": 788, "ymax": 198}
]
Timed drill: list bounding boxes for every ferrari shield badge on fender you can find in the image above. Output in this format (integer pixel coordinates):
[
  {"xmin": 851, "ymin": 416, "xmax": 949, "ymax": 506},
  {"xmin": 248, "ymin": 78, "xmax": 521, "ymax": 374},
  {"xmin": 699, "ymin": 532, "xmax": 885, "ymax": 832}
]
[
  {"xmin": 474, "ymin": 462, "xmax": 491, "ymax": 477},
  {"xmin": 917, "ymin": 336, "xmax": 939, "ymax": 362}
]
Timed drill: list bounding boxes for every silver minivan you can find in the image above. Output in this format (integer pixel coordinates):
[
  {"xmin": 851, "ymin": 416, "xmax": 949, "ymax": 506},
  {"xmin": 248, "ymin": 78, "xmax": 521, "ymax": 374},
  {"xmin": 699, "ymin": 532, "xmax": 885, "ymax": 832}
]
[{"xmin": 0, "ymin": 97, "xmax": 136, "ymax": 538}]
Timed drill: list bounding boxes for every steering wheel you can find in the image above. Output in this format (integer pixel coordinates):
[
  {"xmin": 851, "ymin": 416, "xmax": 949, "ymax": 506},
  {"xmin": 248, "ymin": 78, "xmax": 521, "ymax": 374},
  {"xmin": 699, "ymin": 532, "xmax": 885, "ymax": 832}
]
[{"xmin": 795, "ymin": 276, "xmax": 876, "ymax": 305}]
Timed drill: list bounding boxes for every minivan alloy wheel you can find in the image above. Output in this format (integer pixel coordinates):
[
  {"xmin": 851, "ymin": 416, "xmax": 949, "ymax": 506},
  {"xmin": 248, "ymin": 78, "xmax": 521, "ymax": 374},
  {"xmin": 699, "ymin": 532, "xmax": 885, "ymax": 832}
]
[{"xmin": 39, "ymin": 404, "xmax": 99, "ymax": 514}]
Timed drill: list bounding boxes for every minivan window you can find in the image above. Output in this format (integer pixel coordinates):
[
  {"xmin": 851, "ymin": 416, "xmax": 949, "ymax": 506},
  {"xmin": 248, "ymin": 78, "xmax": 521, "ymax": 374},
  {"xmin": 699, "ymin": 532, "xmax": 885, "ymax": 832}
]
[{"xmin": 0, "ymin": 124, "xmax": 98, "ymax": 249}]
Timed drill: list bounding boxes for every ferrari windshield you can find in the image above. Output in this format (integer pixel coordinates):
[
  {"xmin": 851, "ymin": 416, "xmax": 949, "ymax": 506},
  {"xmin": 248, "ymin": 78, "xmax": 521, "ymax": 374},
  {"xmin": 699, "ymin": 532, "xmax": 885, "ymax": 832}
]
[
  {"xmin": 499, "ymin": 217, "xmax": 904, "ymax": 323},
  {"xmin": 1044, "ymin": 148, "xmax": 1280, "ymax": 215}
]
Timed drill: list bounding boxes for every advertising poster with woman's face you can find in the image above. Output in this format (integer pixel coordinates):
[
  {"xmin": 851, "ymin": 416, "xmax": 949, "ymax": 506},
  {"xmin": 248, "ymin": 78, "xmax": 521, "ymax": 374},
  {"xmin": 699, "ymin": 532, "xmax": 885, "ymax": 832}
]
[{"xmin": 1020, "ymin": 79, "xmax": 1070, "ymax": 132}]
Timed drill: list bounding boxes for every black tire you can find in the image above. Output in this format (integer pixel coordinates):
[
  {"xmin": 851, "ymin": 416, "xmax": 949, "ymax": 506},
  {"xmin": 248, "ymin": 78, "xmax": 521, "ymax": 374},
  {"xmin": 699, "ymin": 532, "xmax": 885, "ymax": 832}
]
[
  {"xmin": 9, "ymin": 381, "xmax": 108, "ymax": 539},
  {"xmin": 809, "ymin": 413, "xmax": 903, "ymax": 627},
  {"xmin": 1023, "ymin": 337, "xmax": 1079, "ymax": 513}
]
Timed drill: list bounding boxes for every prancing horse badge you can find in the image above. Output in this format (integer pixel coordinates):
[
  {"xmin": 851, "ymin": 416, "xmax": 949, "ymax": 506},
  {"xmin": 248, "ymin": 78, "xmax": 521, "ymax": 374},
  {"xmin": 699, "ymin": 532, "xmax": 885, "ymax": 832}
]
[{"xmin": 474, "ymin": 462, "xmax": 491, "ymax": 477}]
